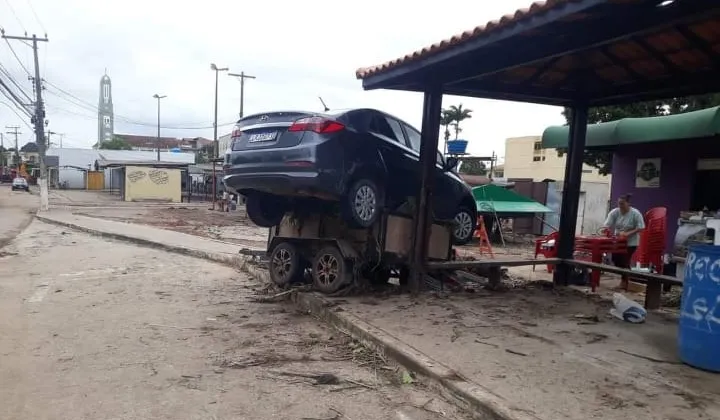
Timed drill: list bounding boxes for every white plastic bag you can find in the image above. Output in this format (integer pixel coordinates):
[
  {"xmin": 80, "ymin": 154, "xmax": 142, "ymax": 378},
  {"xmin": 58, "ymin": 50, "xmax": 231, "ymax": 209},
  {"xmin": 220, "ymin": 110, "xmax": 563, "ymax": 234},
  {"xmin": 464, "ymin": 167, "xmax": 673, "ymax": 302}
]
[{"xmin": 609, "ymin": 293, "xmax": 647, "ymax": 323}]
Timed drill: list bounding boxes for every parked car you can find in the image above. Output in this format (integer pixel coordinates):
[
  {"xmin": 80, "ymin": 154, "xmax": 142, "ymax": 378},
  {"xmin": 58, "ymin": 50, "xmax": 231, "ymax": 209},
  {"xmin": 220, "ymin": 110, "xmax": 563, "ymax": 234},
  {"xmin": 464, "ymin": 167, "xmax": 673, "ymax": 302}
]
[
  {"xmin": 223, "ymin": 109, "xmax": 478, "ymax": 244},
  {"xmin": 11, "ymin": 177, "xmax": 29, "ymax": 192}
]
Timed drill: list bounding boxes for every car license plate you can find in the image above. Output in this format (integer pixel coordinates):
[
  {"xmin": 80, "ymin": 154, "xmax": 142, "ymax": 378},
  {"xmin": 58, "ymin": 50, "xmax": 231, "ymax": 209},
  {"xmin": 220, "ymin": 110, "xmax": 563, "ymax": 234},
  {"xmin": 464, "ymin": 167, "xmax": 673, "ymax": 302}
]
[{"xmin": 247, "ymin": 132, "xmax": 277, "ymax": 143}]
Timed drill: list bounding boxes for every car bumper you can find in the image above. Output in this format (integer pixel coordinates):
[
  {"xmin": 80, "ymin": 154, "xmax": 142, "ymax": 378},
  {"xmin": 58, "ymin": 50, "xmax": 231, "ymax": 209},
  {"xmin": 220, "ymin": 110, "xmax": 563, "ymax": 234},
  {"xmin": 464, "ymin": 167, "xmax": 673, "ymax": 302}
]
[{"xmin": 222, "ymin": 169, "xmax": 340, "ymax": 198}]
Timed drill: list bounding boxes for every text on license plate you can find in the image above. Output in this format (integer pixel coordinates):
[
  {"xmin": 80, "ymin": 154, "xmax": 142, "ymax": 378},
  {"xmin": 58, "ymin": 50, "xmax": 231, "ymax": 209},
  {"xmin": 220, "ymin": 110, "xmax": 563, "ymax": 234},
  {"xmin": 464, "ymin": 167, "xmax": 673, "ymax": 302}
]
[{"xmin": 247, "ymin": 132, "xmax": 277, "ymax": 143}]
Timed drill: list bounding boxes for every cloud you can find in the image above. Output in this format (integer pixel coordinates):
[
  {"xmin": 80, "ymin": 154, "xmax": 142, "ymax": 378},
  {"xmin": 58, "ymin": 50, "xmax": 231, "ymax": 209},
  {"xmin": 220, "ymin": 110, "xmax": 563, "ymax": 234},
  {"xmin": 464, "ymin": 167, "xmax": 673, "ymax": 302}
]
[{"xmin": 0, "ymin": 0, "xmax": 564, "ymax": 154}]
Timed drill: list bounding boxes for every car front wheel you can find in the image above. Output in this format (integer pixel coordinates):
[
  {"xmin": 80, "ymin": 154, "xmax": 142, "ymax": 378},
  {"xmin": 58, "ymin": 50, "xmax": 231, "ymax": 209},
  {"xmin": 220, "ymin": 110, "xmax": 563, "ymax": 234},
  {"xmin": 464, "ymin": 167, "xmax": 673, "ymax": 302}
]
[{"xmin": 452, "ymin": 207, "xmax": 476, "ymax": 245}]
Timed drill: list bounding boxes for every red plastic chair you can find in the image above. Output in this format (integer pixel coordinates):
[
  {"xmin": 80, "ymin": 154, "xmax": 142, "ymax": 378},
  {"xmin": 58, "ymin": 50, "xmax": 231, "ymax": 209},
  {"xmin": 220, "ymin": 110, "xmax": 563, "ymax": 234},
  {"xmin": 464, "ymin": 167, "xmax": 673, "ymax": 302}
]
[
  {"xmin": 534, "ymin": 231, "xmax": 559, "ymax": 273},
  {"xmin": 632, "ymin": 207, "xmax": 667, "ymax": 273}
]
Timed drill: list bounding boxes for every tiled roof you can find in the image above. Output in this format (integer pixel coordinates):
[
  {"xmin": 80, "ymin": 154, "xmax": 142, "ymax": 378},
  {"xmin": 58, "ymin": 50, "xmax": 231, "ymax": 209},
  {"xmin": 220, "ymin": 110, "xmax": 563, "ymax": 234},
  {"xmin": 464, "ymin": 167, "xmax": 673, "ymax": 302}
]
[{"xmin": 356, "ymin": 0, "xmax": 573, "ymax": 79}]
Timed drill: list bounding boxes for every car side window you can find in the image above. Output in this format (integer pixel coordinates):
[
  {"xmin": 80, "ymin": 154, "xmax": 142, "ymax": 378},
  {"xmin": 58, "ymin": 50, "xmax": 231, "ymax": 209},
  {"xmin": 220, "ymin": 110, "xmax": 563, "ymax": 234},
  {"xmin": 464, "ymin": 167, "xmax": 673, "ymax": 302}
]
[
  {"xmin": 384, "ymin": 117, "xmax": 407, "ymax": 145},
  {"xmin": 369, "ymin": 115, "xmax": 399, "ymax": 142},
  {"xmin": 403, "ymin": 124, "xmax": 422, "ymax": 152}
]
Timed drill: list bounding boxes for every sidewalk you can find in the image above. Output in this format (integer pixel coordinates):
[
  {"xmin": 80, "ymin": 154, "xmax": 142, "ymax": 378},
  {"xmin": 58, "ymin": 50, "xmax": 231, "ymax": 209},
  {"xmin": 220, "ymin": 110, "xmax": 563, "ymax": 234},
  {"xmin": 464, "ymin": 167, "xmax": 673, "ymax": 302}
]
[
  {"xmin": 36, "ymin": 209, "xmax": 720, "ymax": 420},
  {"xmin": 36, "ymin": 211, "xmax": 264, "ymax": 267}
]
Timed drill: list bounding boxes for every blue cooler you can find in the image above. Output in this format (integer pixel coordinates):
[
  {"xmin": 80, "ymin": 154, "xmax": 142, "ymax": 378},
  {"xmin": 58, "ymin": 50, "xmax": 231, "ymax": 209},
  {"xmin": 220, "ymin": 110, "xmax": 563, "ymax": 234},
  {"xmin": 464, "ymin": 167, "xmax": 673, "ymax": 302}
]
[{"xmin": 678, "ymin": 244, "xmax": 720, "ymax": 372}]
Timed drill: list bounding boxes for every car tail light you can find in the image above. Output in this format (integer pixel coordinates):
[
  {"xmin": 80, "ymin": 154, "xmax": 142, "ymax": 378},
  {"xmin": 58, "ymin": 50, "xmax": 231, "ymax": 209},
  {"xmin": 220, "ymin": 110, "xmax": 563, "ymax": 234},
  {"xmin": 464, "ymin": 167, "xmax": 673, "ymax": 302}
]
[
  {"xmin": 285, "ymin": 160, "xmax": 314, "ymax": 168},
  {"xmin": 231, "ymin": 128, "xmax": 243, "ymax": 138},
  {"xmin": 288, "ymin": 117, "xmax": 344, "ymax": 134}
]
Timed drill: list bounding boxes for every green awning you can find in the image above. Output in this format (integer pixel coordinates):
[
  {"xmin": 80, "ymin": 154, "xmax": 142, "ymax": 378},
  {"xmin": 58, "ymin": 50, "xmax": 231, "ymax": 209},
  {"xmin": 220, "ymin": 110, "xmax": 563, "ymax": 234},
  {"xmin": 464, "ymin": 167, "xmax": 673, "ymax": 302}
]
[
  {"xmin": 542, "ymin": 106, "xmax": 720, "ymax": 149},
  {"xmin": 472, "ymin": 184, "xmax": 552, "ymax": 215}
]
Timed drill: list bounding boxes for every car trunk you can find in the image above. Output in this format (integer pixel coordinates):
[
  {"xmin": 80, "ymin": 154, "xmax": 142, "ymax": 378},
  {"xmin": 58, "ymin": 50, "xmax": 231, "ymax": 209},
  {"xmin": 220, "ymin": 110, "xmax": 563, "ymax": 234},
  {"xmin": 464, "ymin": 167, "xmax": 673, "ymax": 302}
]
[{"xmin": 231, "ymin": 111, "xmax": 313, "ymax": 151}]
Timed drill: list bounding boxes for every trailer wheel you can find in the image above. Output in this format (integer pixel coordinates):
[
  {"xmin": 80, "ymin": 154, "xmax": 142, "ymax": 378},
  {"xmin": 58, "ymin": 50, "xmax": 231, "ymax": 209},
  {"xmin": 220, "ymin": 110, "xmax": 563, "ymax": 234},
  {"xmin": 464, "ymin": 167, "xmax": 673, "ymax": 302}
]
[
  {"xmin": 269, "ymin": 242, "xmax": 302, "ymax": 287},
  {"xmin": 311, "ymin": 246, "xmax": 349, "ymax": 294}
]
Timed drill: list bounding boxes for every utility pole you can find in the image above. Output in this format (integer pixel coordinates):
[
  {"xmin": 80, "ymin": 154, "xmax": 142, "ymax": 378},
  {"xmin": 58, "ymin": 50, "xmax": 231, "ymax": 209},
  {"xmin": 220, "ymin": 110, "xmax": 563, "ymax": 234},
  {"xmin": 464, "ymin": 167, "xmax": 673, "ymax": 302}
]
[
  {"xmin": 48, "ymin": 131, "xmax": 64, "ymax": 148},
  {"xmin": 2, "ymin": 32, "xmax": 49, "ymax": 210},
  {"xmin": 152, "ymin": 94, "xmax": 167, "ymax": 161},
  {"xmin": 6, "ymin": 126, "xmax": 21, "ymax": 170},
  {"xmin": 228, "ymin": 71, "xmax": 256, "ymax": 119}
]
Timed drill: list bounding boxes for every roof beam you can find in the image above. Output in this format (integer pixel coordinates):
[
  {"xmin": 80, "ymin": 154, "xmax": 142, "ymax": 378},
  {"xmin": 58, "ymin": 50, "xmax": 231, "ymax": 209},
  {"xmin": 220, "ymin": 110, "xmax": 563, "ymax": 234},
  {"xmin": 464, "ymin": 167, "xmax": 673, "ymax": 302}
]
[
  {"xmin": 599, "ymin": 47, "xmax": 645, "ymax": 82},
  {"xmin": 674, "ymin": 25, "xmax": 720, "ymax": 70},
  {"xmin": 523, "ymin": 57, "xmax": 563, "ymax": 86},
  {"xmin": 632, "ymin": 37, "xmax": 685, "ymax": 76},
  {"xmin": 589, "ymin": 71, "xmax": 720, "ymax": 106}
]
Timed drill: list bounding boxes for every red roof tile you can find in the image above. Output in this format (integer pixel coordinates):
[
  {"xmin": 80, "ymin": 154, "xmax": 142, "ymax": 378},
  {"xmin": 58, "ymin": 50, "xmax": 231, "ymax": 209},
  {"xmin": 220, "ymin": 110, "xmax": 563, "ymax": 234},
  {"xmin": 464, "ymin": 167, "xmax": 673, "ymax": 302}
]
[{"xmin": 356, "ymin": 0, "xmax": 574, "ymax": 79}]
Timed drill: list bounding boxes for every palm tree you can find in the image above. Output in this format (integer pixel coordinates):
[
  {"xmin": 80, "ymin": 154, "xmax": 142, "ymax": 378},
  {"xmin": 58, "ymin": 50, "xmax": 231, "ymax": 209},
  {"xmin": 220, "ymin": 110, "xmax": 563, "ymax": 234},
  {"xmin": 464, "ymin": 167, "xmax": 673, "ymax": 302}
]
[
  {"xmin": 446, "ymin": 104, "xmax": 473, "ymax": 140},
  {"xmin": 440, "ymin": 109, "xmax": 454, "ymax": 155}
]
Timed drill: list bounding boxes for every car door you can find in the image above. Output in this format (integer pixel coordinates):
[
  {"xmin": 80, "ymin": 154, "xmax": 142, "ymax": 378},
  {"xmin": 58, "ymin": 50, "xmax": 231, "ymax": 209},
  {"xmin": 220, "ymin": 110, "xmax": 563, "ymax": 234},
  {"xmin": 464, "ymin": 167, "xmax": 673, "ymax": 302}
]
[
  {"xmin": 401, "ymin": 123, "xmax": 457, "ymax": 220},
  {"xmin": 366, "ymin": 112, "xmax": 415, "ymax": 207}
]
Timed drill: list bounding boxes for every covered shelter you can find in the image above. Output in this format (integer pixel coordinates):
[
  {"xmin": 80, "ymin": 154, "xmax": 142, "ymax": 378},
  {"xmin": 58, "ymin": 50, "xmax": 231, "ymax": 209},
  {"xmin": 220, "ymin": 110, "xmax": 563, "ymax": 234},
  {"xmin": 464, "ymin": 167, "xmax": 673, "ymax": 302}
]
[
  {"xmin": 355, "ymin": 0, "xmax": 720, "ymax": 289},
  {"xmin": 95, "ymin": 159, "xmax": 191, "ymax": 203}
]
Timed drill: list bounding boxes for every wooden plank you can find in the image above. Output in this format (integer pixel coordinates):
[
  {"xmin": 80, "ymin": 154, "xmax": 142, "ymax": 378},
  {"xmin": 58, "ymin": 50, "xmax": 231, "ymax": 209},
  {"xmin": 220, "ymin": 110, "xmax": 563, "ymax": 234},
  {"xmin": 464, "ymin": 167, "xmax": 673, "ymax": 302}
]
[
  {"xmin": 564, "ymin": 259, "xmax": 681, "ymax": 285},
  {"xmin": 426, "ymin": 258, "xmax": 560, "ymax": 270}
]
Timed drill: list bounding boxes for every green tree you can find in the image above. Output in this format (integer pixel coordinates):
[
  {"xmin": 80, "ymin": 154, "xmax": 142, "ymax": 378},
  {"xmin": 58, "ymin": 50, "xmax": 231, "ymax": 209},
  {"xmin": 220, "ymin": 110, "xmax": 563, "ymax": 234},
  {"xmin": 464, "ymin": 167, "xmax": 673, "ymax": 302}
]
[
  {"xmin": 558, "ymin": 94, "xmax": 720, "ymax": 174},
  {"xmin": 445, "ymin": 104, "xmax": 473, "ymax": 140},
  {"xmin": 458, "ymin": 159, "xmax": 487, "ymax": 176},
  {"xmin": 98, "ymin": 137, "xmax": 133, "ymax": 150},
  {"xmin": 439, "ymin": 109, "xmax": 454, "ymax": 155}
]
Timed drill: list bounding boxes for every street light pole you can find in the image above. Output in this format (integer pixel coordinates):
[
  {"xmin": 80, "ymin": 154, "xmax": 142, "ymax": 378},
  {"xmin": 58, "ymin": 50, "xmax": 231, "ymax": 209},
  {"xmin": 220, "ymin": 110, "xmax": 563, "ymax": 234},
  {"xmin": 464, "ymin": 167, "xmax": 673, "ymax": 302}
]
[
  {"xmin": 153, "ymin": 94, "xmax": 167, "ymax": 161},
  {"xmin": 228, "ymin": 71, "xmax": 256, "ymax": 119},
  {"xmin": 210, "ymin": 63, "xmax": 228, "ymax": 159}
]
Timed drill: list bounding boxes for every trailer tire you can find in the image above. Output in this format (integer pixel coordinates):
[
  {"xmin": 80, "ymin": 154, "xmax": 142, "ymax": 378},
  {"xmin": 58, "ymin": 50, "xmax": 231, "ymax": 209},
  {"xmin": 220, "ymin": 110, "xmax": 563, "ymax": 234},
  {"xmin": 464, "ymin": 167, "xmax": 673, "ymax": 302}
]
[
  {"xmin": 311, "ymin": 246, "xmax": 350, "ymax": 294},
  {"xmin": 269, "ymin": 242, "xmax": 303, "ymax": 287}
]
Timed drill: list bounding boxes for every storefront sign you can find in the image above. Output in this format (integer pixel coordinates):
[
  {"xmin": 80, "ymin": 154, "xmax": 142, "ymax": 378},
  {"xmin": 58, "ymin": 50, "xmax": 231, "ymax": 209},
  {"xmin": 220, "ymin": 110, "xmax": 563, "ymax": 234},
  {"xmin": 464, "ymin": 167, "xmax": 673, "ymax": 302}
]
[{"xmin": 635, "ymin": 158, "xmax": 661, "ymax": 188}]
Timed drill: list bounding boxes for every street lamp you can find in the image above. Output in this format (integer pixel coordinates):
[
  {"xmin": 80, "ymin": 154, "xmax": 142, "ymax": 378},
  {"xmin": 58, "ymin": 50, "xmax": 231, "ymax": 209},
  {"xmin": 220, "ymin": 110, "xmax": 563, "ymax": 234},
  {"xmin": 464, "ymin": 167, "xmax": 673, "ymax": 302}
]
[
  {"xmin": 153, "ymin": 94, "xmax": 167, "ymax": 161},
  {"xmin": 210, "ymin": 63, "xmax": 228, "ymax": 159}
]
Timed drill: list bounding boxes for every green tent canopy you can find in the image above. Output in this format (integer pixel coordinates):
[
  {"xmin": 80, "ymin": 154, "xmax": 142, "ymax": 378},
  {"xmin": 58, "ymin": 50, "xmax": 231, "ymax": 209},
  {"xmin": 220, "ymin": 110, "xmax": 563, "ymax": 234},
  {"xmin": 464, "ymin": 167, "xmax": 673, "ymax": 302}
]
[
  {"xmin": 542, "ymin": 106, "xmax": 720, "ymax": 149},
  {"xmin": 472, "ymin": 184, "xmax": 552, "ymax": 215}
]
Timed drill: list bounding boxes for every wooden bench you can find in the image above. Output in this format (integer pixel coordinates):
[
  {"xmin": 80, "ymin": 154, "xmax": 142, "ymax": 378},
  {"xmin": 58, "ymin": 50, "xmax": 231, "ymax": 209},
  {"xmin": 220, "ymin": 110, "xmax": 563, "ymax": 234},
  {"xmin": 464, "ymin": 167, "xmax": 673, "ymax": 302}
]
[{"xmin": 564, "ymin": 260, "xmax": 682, "ymax": 310}]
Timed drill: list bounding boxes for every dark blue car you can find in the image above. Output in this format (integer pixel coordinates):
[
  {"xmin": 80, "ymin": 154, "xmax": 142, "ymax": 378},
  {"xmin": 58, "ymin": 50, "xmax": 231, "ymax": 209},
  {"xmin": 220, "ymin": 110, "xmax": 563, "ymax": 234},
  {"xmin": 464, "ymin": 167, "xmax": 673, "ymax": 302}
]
[{"xmin": 223, "ymin": 108, "xmax": 477, "ymax": 245}]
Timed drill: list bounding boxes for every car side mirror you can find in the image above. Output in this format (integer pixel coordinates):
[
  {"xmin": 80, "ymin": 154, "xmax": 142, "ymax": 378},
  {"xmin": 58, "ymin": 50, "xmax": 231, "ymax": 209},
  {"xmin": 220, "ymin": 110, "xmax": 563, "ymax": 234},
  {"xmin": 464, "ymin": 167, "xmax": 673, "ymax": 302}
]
[{"xmin": 445, "ymin": 157, "xmax": 459, "ymax": 171}]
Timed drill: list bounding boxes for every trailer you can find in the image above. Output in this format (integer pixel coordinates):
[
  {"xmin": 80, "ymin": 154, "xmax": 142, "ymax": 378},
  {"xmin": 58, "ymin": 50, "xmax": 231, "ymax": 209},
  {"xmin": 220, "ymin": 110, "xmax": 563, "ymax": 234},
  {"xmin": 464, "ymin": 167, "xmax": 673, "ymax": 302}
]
[{"xmin": 265, "ymin": 206, "xmax": 454, "ymax": 294}]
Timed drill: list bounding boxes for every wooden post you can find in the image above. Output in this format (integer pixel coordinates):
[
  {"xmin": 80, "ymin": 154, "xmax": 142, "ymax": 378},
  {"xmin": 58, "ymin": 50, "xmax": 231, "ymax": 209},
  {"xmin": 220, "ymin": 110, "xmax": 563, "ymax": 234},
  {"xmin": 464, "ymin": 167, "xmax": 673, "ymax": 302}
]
[
  {"xmin": 409, "ymin": 86, "xmax": 443, "ymax": 294},
  {"xmin": 645, "ymin": 281, "xmax": 662, "ymax": 310},
  {"xmin": 553, "ymin": 104, "xmax": 588, "ymax": 286}
]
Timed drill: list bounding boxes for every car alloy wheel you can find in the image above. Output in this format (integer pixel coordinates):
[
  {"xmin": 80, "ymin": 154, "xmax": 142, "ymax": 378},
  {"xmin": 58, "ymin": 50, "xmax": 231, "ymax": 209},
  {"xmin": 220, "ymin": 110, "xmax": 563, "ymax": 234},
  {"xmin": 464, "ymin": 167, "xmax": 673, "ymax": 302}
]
[
  {"xmin": 269, "ymin": 242, "xmax": 301, "ymax": 287},
  {"xmin": 354, "ymin": 185, "xmax": 377, "ymax": 223},
  {"xmin": 453, "ymin": 209, "xmax": 475, "ymax": 245},
  {"xmin": 311, "ymin": 246, "xmax": 349, "ymax": 294}
]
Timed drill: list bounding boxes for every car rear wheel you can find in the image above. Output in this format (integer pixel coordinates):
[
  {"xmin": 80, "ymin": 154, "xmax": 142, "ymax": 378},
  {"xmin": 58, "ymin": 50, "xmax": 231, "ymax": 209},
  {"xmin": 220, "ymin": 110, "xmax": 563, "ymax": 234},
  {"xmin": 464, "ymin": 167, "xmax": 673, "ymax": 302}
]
[
  {"xmin": 245, "ymin": 193, "xmax": 287, "ymax": 228},
  {"xmin": 452, "ymin": 207, "xmax": 476, "ymax": 245},
  {"xmin": 342, "ymin": 178, "xmax": 383, "ymax": 228}
]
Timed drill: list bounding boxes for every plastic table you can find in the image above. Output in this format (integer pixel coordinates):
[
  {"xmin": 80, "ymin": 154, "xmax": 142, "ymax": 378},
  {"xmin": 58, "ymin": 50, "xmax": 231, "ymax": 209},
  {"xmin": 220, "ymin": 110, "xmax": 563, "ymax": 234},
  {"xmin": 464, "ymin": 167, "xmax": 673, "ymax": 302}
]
[{"xmin": 575, "ymin": 235, "xmax": 628, "ymax": 292}]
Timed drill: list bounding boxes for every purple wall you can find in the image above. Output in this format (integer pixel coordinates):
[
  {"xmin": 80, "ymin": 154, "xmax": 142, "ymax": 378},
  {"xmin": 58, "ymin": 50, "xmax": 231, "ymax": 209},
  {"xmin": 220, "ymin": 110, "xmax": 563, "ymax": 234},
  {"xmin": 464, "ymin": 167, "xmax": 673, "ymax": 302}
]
[{"xmin": 610, "ymin": 137, "xmax": 720, "ymax": 251}]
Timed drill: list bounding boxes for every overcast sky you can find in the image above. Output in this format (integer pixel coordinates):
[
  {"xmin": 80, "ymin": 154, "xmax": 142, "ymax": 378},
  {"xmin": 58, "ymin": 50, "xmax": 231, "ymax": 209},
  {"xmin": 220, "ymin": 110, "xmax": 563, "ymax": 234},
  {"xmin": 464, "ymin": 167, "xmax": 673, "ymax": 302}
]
[{"xmin": 0, "ymin": 0, "xmax": 565, "ymax": 157}]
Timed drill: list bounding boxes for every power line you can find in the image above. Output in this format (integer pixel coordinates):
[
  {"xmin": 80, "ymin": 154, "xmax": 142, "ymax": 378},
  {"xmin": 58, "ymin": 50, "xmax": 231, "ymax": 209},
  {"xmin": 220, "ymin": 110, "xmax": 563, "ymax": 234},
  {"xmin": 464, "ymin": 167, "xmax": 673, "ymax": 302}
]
[
  {"xmin": 45, "ymin": 105, "xmax": 236, "ymax": 130},
  {"xmin": 0, "ymin": 62, "xmax": 33, "ymax": 102},
  {"xmin": 2, "ymin": 37, "xmax": 32, "ymax": 76},
  {"xmin": 0, "ymin": 100, "xmax": 32, "ymax": 129},
  {"xmin": 24, "ymin": 0, "xmax": 47, "ymax": 34},
  {"xmin": 0, "ymin": 77, "xmax": 32, "ymax": 116},
  {"xmin": 43, "ymin": 82, "xmax": 238, "ymax": 129},
  {"xmin": 2, "ymin": 0, "xmax": 26, "ymax": 32}
]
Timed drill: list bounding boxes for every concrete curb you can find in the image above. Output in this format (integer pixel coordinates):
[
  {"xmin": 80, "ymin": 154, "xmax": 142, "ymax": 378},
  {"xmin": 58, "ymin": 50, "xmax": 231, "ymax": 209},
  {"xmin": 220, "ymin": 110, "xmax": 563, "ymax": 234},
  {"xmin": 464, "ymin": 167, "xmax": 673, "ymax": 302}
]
[
  {"xmin": 35, "ymin": 213, "xmax": 248, "ymax": 270},
  {"xmin": 243, "ymin": 263, "xmax": 537, "ymax": 420}
]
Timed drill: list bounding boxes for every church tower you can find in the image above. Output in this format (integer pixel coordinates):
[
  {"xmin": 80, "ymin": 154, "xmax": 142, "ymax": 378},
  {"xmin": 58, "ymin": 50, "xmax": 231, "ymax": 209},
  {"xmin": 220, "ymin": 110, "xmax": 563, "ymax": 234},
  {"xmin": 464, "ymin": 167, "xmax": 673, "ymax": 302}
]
[{"xmin": 97, "ymin": 72, "xmax": 114, "ymax": 144}]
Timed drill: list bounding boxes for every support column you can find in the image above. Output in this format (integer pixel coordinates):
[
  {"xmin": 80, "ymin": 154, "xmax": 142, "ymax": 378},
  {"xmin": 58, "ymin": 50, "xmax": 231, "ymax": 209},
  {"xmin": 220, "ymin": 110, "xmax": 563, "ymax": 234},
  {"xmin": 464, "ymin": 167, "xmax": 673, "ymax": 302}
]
[
  {"xmin": 553, "ymin": 103, "xmax": 588, "ymax": 286},
  {"xmin": 409, "ymin": 86, "xmax": 443, "ymax": 294}
]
